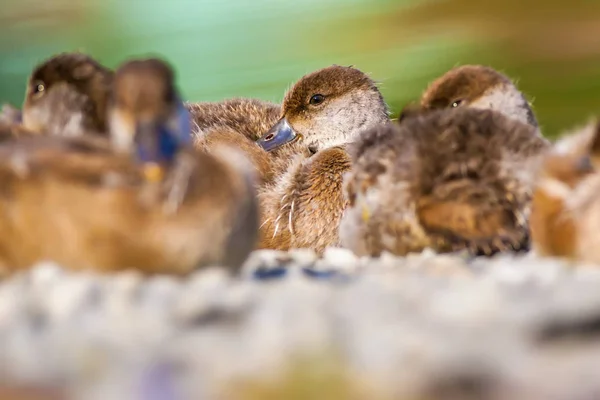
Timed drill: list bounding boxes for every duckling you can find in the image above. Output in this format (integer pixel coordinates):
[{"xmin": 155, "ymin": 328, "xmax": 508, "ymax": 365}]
[
  {"xmin": 22, "ymin": 52, "xmax": 114, "ymax": 137},
  {"xmin": 194, "ymin": 125, "xmax": 276, "ymax": 186},
  {"xmin": 189, "ymin": 96, "xmax": 316, "ymax": 188},
  {"xmin": 256, "ymin": 65, "xmax": 389, "ymax": 253},
  {"xmin": 341, "ymin": 107, "xmax": 549, "ymax": 257},
  {"xmin": 0, "ymin": 58, "xmax": 258, "ymax": 274},
  {"xmin": 420, "ymin": 64, "xmax": 539, "ymax": 127},
  {"xmin": 530, "ymin": 121, "xmax": 600, "ymax": 261},
  {"xmin": 18, "ymin": 53, "xmax": 278, "ymax": 186}
]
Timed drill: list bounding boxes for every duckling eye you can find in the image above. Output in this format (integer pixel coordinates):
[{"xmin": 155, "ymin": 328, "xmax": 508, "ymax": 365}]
[
  {"xmin": 309, "ymin": 94, "xmax": 325, "ymax": 106},
  {"xmin": 451, "ymin": 99, "xmax": 463, "ymax": 108},
  {"xmin": 32, "ymin": 81, "xmax": 46, "ymax": 96}
]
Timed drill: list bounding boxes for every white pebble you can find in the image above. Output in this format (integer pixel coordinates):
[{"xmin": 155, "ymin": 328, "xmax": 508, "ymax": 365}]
[{"xmin": 320, "ymin": 247, "xmax": 358, "ymax": 271}]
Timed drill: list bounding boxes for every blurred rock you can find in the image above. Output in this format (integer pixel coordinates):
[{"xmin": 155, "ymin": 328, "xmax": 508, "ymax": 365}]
[{"xmin": 0, "ymin": 250, "xmax": 598, "ymax": 398}]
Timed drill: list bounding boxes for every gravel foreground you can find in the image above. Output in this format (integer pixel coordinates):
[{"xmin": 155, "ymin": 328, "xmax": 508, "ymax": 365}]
[{"xmin": 1, "ymin": 248, "xmax": 600, "ymax": 399}]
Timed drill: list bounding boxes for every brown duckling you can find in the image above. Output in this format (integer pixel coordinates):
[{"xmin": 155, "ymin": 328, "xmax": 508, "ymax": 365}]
[
  {"xmin": 0, "ymin": 57, "xmax": 258, "ymax": 275},
  {"xmin": 341, "ymin": 65, "xmax": 548, "ymax": 257},
  {"xmin": 530, "ymin": 121, "xmax": 600, "ymax": 261},
  {"xmin": 419, "ymin": 64, "xmax": 538, "ymax": 127},
  {"xmin": 185, "ymin": 95, "xmax": 281, "ymax": 186},
  {"xmin": 189, "ymin": 96, "xmax": 312, "ymax": 188},
  {"xmin": 19, "ymin": 54, "xmax": 278, "ymax": 186},
  {"xmin": 22, "ymin": 52, "xmax": 114, "ymax": 137},
  {"xmin": 194, "ymin": 125, "xmax": 276, "ymax": 185},
  {"xmin": 255, "ymin": 65, "xmax": 389, "ymax": 253},
  {"xmin": 17, "ymin": 53, "xmax": 279, "ymax": 188},
  {"xmin": 342, "ymin": 108, "xmax": 548, "ymax": 257}
]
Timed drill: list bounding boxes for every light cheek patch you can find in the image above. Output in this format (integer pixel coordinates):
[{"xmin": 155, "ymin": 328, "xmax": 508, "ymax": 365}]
[
  {"xmin": 469, "ymin": 84, "xmax": 533, "ymax": 126},
  {"xmin": 21, "ymin": 104, "xmax": 49, "ymax": 134},
  {"xmin": 109, "ymin": 109, "xmax": 135, "ymax": 153}
]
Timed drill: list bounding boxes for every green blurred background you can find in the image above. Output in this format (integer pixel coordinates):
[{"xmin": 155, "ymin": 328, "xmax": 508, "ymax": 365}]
[{"xmin": 2, "ymin": 0, "xmax": 600, "ymax": 137}]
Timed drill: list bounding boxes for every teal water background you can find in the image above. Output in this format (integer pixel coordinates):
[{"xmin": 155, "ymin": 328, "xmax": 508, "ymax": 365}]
[{"xmin": 3, "ymin": 0, "xmax": 600, "ymax": 136}]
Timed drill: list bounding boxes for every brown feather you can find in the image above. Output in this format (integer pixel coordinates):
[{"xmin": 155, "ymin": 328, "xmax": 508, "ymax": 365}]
[
  {"xmin": 342, "ymin": 108, "xmax": 549, "ymax": 257},
  {"xmin": 195, "ymin": 126, "xmax": 275, "ymax": 186},
  {"xmin": 0, "ymin": 138, "xmax": 256, "ymax": 274},
  {"xmin": 258, "ymin": 146, "xmax": 351, "ymax": 254}
]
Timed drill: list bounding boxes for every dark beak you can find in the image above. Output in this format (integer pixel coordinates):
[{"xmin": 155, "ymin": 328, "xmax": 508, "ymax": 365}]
[{"xmin": 256, "ymin": 118, "xmax": 298, "ymax": 152}]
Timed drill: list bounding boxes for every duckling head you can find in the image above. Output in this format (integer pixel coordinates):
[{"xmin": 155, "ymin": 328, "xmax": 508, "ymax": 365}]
[
  {"xmin": 109, "ymin": 58, "xmax": 191, "ymax": 181},
  {"xmin": 257, "ymin": 65, "xmax": 388, "ymax": 152},
  {"xmin": 420, "ymin": 65, "xmax": 538, "ymax": 127},
  {"xmin": 22, "ymin": 52, "xmax": 114, "ymax": 136}
]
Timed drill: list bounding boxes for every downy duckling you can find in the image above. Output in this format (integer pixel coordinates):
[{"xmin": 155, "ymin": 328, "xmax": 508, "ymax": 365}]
[
  {"xmin": 420, "ymin": 64, "xmax": 538, "ymax": 127},
  {"xmin": 22, "ymin": 54, "xmax": 279, "ymax": 185},
  {"xmin": 256, "ymin": 65, "xmax": 389, "ymax": 253},
  {"xmin": 22, "ymin": 52, "xmax": 114, "ymax": 137},
  {"xmin": 530, "ymin": 121, "xmax": 600, "ymax": 261},
  {"xmin": 341, "ymin": 65, "xmax": 548, "ymax": 257},
  {"xmin": 190, "ymin": 97, "xmax": 314, "ymax": 187},
  {"xmin": 0, "ymin": 58, "xmax": 258, "ymax": 274},
  {"xmin": 195, "ymin": 125, "xmax": 275, "ymax": 185},
  {"xmin": 189, "ymin": 97, "xmax": 280, "ymax": 142},
  {"xmin": 188, "ymin": 97, "xmax": 281, "ymax": 186},
  {"xmin": 19, "ymin": 53, "xmax": 278, "ymax": 184}
]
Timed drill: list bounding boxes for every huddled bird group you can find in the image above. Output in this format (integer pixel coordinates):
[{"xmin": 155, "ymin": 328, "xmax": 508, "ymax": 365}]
[{"xmin": 0, "ymin": 52, "xmax": 597, "ymax": 276}]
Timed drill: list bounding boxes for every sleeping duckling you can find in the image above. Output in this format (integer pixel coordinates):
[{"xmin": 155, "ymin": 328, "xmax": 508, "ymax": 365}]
[
  {"xmin": 22, "ymin": 52, "xmax": 114, "ymax": 137},
  {"xmin": 0, "ymin": 58, "xmax": 258, "ymax": 274},
  {"xmin": 190, "ymin": 95, "xmax": 315, "ymax": 188},
  {"xmin": 530, "ymin": 121, "xmax": 600, "ymax": 261},
  {"xmin": 190, "ymin": 98, "xmax": 281, "ymax": 184},
  {"xmin": 340, "ymin": 65, "xmax": 549, "ymax": 257},
  {"xmin": 256, "ymin": 65, "xmax": 389, "ymax": 253},
  {"xmin": 189, "ymin": 98, "xmax": 280, "ymax": 142},
  {"xmin": 194, "ymin": 125, "xmax": 276, "ymax": 186}
]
